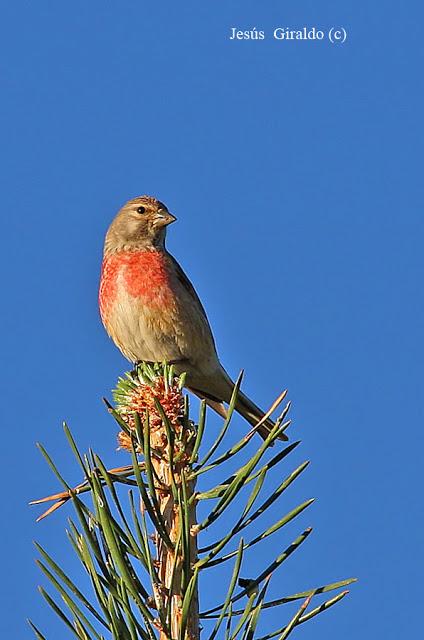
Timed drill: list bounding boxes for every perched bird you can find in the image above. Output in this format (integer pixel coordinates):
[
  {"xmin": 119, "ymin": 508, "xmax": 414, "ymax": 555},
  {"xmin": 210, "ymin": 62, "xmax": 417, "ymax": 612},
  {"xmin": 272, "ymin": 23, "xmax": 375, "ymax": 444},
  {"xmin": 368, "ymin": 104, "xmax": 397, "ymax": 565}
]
[{"xmin": 99, "ymin": 195, "xmax": 286, "ymax": 441}]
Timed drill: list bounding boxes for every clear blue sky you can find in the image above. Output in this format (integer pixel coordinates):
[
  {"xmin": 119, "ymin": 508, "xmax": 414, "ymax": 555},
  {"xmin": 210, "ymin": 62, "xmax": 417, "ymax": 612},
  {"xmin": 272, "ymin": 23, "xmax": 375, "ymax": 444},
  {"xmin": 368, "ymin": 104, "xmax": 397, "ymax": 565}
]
[{"xmin": 1, "ymin": 1, "xmax": 422, "ymax": 638}]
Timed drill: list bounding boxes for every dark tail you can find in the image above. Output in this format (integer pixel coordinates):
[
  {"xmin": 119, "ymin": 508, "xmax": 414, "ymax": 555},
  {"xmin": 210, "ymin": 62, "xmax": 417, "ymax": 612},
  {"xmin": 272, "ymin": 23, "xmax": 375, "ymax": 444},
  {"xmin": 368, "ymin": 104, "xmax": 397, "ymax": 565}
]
[{"xmin": 188, "ymin": 368, "xmax": 288, "ymax": 442}]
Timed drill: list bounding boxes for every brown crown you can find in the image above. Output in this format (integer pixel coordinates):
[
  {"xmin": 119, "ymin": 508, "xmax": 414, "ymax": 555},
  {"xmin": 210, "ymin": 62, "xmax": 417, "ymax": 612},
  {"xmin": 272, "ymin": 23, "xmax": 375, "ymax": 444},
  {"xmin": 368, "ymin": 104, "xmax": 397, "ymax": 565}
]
[{"xmin": 125, "ymin": 195, "xmax": 168, "ymax": 210}]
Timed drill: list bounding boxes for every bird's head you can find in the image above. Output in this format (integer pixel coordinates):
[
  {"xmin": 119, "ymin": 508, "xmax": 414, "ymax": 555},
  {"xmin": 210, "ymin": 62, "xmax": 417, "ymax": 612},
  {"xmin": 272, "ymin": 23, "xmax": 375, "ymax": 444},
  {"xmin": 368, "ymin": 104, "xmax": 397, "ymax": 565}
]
[{"xmin": 104, "ymin": 196, "xmax": 176, "ymax": 254}]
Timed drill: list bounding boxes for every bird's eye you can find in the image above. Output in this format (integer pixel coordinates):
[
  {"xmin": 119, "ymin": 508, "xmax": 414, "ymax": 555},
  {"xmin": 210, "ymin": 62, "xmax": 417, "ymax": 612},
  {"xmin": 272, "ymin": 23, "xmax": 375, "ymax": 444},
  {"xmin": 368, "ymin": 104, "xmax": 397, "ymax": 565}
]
[{"xmin": 136, "ymin": 206, "xmax": 146, "ymax": 214}]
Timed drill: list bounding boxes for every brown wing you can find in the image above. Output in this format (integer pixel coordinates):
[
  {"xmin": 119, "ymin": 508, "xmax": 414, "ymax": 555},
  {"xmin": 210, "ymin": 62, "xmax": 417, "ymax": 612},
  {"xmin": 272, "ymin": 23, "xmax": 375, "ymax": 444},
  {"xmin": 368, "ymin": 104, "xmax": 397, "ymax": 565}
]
[
  {"xmin": 165, "ymin": 252, "xmax": 219, "ymax": 362},
  {"xmin": 168, "ymin": 255, "xmax": 208, "ymax": 316}
]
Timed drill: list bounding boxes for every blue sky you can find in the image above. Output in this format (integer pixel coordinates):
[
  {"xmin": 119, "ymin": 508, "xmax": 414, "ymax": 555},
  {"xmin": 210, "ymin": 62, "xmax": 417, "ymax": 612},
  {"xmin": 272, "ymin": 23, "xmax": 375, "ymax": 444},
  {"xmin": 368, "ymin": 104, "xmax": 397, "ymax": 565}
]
[{"xmin": 1, "ymin": 1, "xmax": 422, "ymax": 638}]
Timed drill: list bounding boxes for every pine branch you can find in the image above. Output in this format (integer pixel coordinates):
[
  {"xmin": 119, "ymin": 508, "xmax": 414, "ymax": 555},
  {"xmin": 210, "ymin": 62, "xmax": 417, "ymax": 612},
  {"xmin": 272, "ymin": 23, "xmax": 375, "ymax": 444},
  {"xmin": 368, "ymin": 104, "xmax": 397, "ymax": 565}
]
[{"xmin": 31, "ymin": 362, "xmax": 355, "ymax": 640}]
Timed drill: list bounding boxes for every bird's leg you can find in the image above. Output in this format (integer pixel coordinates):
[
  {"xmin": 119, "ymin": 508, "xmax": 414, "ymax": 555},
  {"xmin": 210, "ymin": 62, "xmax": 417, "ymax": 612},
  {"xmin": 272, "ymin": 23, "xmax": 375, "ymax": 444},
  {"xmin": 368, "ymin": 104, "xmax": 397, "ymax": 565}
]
[{"xmin": 130, "ymin": 360, "xmax": 142, "ymax": 380}]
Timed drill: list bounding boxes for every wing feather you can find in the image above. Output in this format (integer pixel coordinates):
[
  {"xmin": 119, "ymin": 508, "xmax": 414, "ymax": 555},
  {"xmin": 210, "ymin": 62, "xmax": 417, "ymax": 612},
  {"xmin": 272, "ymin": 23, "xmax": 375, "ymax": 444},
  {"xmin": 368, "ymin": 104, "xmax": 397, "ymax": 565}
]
[{"xmin": 166, "ymin": 253, "xmax": 218, "ymax": 364}]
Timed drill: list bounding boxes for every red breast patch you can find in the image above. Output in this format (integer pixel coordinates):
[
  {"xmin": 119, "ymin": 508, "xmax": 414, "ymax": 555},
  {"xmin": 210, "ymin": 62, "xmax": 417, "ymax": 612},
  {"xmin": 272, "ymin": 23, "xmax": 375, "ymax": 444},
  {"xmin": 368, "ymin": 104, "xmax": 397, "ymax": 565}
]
[{"xmin": 99, "ymin": 251, "xmax": 174, "ymax": 320}]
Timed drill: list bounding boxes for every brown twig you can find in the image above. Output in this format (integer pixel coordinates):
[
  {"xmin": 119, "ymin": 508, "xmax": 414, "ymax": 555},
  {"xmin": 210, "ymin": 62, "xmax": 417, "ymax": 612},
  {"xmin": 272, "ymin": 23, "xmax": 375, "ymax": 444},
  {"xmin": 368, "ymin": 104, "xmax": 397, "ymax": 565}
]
[{"xmin": 29, "ymin": 463, "xmax": 144, "ymax": 522}]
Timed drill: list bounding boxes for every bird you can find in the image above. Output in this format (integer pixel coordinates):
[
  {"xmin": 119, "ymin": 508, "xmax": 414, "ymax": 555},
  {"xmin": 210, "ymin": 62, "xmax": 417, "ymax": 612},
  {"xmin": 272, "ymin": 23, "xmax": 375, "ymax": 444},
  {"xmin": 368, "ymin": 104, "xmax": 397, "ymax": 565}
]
[{"xmin": 99, "ymin": 195, "xmax": 287, "ymax": 441}]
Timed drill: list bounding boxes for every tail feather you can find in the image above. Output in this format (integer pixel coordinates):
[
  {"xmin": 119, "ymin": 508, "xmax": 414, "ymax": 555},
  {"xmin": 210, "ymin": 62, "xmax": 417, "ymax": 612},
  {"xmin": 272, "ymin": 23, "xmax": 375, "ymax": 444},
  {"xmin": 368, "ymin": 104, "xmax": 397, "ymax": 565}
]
[
  {"xmin": 187, "ymin": 369, "xmax": 288, "ymax": 442},
  {"xmin": 188, "ymin": 388, "xmax": 228, "ymax": 420}
]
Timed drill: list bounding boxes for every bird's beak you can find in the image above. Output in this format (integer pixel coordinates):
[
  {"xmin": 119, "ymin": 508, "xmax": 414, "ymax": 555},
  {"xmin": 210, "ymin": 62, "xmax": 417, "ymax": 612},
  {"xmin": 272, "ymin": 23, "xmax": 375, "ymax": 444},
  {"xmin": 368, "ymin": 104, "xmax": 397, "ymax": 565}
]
[{"xmin": 157, "ymin": 210, "xmax": 177, "ymax": 226}]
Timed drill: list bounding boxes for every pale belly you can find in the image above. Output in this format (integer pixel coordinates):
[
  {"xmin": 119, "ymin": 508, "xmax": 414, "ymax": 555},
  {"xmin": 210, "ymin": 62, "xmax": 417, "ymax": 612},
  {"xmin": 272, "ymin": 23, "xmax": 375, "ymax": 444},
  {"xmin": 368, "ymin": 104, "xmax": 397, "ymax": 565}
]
[{"xmin": 105, "ymin": 285, "xmax": 186, "ymax": 363}]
